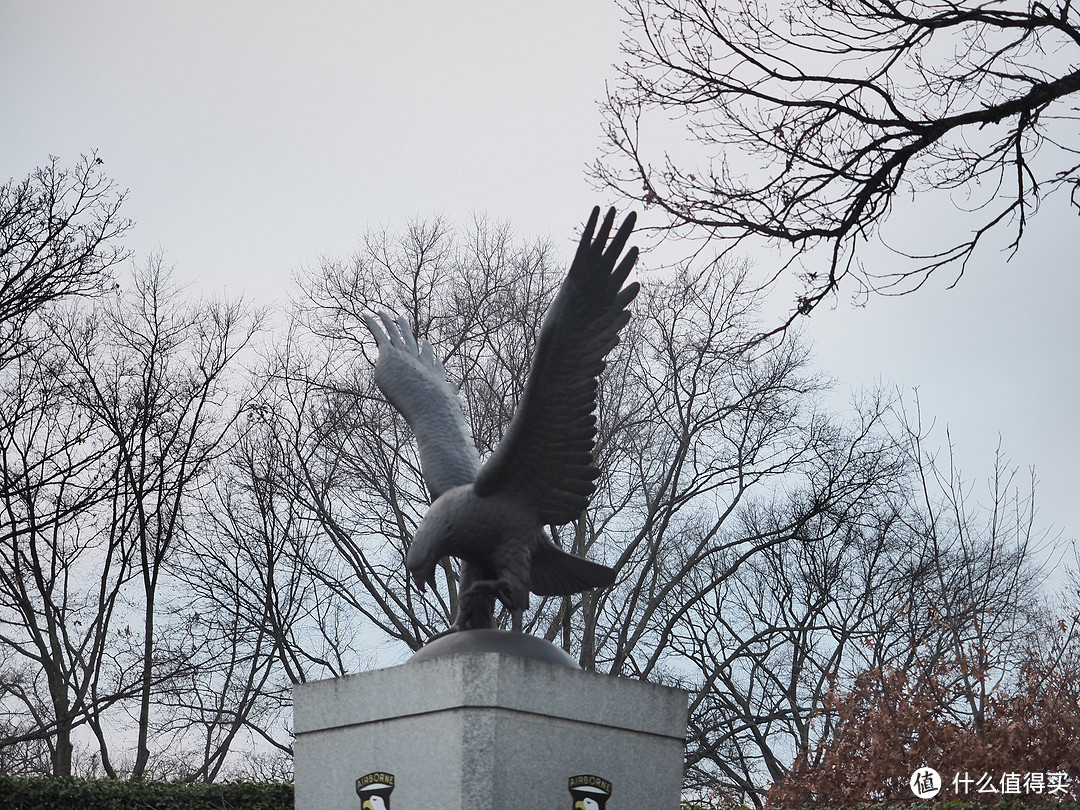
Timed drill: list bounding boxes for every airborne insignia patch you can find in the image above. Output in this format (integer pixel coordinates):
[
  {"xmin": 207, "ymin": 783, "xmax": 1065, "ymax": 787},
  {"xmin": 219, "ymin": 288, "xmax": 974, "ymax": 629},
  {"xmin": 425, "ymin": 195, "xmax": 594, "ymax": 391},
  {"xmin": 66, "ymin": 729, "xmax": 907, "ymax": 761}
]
[
  {"xmin": 569, "ymin": 773, "xmax": 612, "ymax": 808},
  {"xmin": 355, "ymin": 771, "xmax": 395, "ymax": 809}
]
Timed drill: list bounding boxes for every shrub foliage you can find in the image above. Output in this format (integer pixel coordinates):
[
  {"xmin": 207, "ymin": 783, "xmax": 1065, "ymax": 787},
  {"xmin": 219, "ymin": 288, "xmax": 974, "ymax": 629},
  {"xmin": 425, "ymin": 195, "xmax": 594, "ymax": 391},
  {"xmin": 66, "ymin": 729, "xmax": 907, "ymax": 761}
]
[
  {"xmin": 768, "ymin": 631, "xmax": 1080, "ymax": 806},
  {"xmin": 0, "ymin": 776, "xmax": 293, "ymax": 810}
]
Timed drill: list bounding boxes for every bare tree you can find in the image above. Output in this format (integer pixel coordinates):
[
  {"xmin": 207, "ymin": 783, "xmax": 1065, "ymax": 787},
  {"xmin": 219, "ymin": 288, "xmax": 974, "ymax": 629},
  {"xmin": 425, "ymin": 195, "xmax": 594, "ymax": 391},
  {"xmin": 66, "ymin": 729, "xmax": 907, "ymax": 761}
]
[
  {"xmin": 0, "ymin": 336, "xmax": 124, "ymax": 776},
  {"xmin": 0, "ymin": 155, "xmax": 130, "ymax": 363},
  {"xmin": 53, "ymin": 261, "xmax": 262, "ymax": 777},
  {"xmin": 0, "ymin": 155, "xmax": 132, "ymax": 776},
  {"xmin": 887, "ymin": 402, "xmax": 1045, "ymax": 730},
  {"xmin": 672, "ymin": 400, "xmax": 1046, "ymax": 806},
  {"xmin": 168, "ymin": 404, "xmax": 370, "ymax": 779},
  {"xmin": 595, "ymin": 0, "xmax": 1080, "ymax": 331},
  {"xmin": 0, "ymin": 256, "xmax": 262, "ymax": 778}
]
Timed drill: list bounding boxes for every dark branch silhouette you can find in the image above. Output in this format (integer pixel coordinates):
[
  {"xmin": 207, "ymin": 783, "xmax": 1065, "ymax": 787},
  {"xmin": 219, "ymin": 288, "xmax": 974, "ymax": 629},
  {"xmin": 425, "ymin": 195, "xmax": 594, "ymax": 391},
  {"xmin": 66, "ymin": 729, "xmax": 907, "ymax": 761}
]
[{"xmin": 595, "ymin": 0, "xmax": 1080, "ymax": 336}]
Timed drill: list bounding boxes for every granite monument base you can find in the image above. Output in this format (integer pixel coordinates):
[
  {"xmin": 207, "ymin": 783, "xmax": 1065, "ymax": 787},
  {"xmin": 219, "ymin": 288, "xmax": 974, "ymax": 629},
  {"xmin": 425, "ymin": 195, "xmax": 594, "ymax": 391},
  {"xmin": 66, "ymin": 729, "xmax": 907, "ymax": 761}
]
[{"xmin": 293, "ymin": 633, "xmax": 688, "ymax": 809}]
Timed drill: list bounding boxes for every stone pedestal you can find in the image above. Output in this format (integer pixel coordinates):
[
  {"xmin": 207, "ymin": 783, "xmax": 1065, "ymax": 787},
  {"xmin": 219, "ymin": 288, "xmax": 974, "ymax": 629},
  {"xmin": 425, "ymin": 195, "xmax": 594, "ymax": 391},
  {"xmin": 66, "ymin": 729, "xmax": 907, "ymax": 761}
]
[{"xmin": 293, "ymin": 644, "xmax": 688, "ymax": 809}]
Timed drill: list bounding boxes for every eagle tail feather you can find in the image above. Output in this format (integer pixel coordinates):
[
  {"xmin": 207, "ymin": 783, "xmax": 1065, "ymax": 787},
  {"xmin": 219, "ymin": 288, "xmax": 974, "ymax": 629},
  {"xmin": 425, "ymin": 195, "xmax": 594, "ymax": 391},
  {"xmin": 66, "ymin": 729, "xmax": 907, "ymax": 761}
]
[{"xmin": 530, "ymin": 540, "xmax": 616, "ymax": 596}]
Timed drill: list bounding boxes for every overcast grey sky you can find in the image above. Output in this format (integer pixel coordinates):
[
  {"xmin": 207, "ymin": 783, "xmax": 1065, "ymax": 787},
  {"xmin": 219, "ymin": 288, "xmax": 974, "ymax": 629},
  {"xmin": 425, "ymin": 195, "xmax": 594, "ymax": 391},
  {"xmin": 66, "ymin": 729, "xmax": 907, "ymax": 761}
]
[{"xmin": 3, "ymin": 1, "xmax": 1076, "ymax": 585}]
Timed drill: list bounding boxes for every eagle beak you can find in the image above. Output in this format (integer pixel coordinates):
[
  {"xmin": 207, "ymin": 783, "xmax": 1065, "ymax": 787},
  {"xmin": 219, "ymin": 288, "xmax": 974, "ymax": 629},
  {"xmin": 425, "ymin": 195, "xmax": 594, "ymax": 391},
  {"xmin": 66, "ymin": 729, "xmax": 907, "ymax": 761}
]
[{"xmin": 413, "ymin": 569, "xmax": 436, "ymax": 593}]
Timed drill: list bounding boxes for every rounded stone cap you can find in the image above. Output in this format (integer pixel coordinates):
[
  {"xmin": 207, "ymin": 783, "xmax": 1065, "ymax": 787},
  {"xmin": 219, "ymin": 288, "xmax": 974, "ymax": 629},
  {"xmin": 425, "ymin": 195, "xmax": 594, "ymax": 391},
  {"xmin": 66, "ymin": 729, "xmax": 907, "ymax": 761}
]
[{"xmin": 408, "ymin": 629, "xmax": 580, "ymax": 668}]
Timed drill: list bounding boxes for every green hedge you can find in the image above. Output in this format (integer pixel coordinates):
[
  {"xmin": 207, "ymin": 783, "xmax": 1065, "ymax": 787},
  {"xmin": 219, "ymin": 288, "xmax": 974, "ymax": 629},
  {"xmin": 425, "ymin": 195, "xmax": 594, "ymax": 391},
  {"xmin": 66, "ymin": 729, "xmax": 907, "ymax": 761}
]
[{"xmin": 0, "ymin": 776, "xmax": 293, "ymax": 810}]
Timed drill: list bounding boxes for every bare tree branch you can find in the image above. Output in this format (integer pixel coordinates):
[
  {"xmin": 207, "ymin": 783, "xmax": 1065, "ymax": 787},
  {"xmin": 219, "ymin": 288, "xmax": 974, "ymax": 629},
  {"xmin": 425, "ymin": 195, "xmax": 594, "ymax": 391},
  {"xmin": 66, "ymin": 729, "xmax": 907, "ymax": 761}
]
[{"xmin": 595, "ymin": 0, "xmax": 1080, "ymax": 335}]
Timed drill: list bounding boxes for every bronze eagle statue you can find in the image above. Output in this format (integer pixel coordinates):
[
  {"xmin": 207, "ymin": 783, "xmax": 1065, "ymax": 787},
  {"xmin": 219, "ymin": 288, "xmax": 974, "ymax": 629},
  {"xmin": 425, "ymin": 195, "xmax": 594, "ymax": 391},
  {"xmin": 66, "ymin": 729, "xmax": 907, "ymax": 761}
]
[{"xmin": 363, "ymin": 207, "xmax": 638, "ymax": 634}]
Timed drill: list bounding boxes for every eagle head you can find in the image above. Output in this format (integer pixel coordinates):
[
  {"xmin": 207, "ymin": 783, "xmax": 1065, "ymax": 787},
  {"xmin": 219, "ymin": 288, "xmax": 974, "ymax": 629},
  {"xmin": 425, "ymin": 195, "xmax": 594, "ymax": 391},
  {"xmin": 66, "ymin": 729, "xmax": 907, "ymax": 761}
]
[{"xmin": 406, "ymin": 485, "xmax": 473, "ymax": 594}]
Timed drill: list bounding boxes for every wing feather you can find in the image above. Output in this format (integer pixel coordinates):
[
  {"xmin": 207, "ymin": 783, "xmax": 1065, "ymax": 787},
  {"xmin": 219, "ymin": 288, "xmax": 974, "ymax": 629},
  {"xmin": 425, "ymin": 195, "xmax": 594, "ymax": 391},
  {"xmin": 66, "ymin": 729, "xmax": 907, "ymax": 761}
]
[
  {"xmin": 472, "ymin": 207, "xmax": 639, "ymax": 524},
  {"xmin": 363, "ymin": 312, "xmax": 481, "ymax": 499}
]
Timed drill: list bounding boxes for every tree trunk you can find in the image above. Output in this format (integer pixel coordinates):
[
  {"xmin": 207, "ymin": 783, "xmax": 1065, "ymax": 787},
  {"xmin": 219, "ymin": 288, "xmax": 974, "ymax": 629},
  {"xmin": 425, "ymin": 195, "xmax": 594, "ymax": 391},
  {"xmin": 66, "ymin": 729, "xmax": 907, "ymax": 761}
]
[{"xmin": 47, "ymin": 669, "xmax": 73, "ymax": 777}]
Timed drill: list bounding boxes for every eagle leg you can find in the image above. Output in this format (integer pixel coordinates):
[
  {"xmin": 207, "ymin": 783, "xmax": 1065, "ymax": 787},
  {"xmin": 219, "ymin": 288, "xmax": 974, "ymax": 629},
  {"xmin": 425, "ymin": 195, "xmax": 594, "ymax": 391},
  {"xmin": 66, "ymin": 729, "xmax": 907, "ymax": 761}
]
[
  {"xmin": 451, "ymin": 586, "xmax": 497, "ymax": 632},
  {"xmin": 461, "ymin": 578, "xmax": 526, "ymax": 632}
]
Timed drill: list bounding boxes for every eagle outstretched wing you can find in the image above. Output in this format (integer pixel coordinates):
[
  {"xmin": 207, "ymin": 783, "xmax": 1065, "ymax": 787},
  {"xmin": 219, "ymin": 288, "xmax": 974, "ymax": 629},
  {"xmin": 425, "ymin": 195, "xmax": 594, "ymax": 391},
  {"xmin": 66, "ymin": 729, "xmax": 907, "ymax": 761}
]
[
  {"xmin": 472, "ymin": 207, "xmax": 640, "ymax": 523},
  {"xmin": 362, "ymin": 312, "xmax": 481, "ymax": 499}
]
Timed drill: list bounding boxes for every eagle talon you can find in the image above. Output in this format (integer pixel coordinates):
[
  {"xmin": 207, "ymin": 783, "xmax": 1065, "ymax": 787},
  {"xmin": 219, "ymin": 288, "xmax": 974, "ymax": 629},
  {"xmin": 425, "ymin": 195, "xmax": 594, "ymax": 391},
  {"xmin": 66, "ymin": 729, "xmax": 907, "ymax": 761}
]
[{"xmin": 463, "ymin": 578, "xmax": 516, "ymax": 608}]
